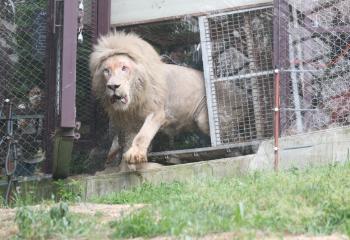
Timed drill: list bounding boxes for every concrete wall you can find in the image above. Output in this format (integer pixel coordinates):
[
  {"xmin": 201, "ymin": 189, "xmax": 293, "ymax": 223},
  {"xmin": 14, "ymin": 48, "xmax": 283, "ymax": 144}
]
[{"xmin": 250, "ymin": 127, "xmax": 350, "ymax": 171}]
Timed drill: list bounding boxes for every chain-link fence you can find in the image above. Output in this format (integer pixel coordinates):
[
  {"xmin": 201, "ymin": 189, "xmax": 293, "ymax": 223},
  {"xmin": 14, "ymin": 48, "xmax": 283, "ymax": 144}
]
[
  {"xmin": 76, "ymin": 0, "xmax": 97, "ymax": 141},
  {"xmin": 72, "ymin": 0, "xmax": 110, "ymax": 174},
  {"xmin": 199, "ymin": 6, "xmax": 274, "ymax": 146},
  {"xmin": 275, "ymin": 0, "xmax": 350, "ymax": 136},
  {"xmin": 0, "ymin": 0, "xmax": 48, "ymax": 178}
]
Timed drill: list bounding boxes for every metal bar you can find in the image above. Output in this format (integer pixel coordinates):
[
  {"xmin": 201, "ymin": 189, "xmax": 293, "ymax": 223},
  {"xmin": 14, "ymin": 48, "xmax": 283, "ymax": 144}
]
[
  {"xmin": 272, "ymin": 0, "xmax": 280, "ymax": 69},
  {"xmin": 91, "ymin": 0, "xmax": 98, "ymax": 44},
  {"xmin": 281, "ymin": 108, "xmax": 322, "ymax": 111},
  {"xmin": 282, "ymin": 69, "xmax": 324, "ymax": 73},
  {"xmin": 214, "ymin": 70, "xmax": 274, "ymax": 82},
  {"xmin": 205, "ymin": 5, "xmax": 273, "ymax": 18},
  {"xmin": 1, "ymin": 115, "xmax": 44, "ymax": 120},
  {"xmin": 288, "ymin": 13, "xmax": 303, "ymax": 133},
  {"xmin": 273, "ymin": 69, "xmax": 281, "ymax": 171},
  {"xmin": 199, "ymin": 16, "xmax": 218, "ymax": 147},
  {"xmin": 149, "ymin": 140, "xmax": 262, "ymax": 157},
  {"xmin": 97, "ymin": 0, "xmax": 111, "ymax": 36},
  {"xmin": 60, "ymin": 0, "xmax": 78, "ymax": 128}
]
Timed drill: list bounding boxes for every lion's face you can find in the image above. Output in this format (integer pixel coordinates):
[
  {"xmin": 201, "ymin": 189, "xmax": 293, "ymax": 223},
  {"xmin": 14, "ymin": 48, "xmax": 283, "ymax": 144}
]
[{"xmin": 101, "ymin": 55, "xmax": 136, "ymax": 111}]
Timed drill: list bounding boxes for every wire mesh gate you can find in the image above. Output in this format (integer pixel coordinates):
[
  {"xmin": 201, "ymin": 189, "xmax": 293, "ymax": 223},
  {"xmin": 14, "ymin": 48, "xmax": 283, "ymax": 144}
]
[
  {"xmin": 274, "ymin": 0, "xmax": 350, "ymax": 137},
  {"xmin": 0, "ymin": 0, "xmax": 48, "ymax": 179},
  {"xmin": 0, "ymin": 0, "xmax": 108, "ymax": 192},
  {"xmin": 199, "ymin": 6, "xmax": 274, "ymax": 147}
]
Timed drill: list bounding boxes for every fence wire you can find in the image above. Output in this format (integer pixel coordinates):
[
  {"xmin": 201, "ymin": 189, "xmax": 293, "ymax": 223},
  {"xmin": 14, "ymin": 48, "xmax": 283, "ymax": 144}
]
[
  {"xmin": 72, "ymin": 0, "xmax": 110, "ymax": 174},
  {"xmin": 0, "ymin": 0, "xmax": 47, "ymax": 177},
  {"xmin": 276, "ymin": 0, "xmax": 350, "ymax": 136},
  {"xmin": 76, "ymin": 0, "xmax": 97, "ymax": 140},
  {"xmin": 200, "ymin": 6, "xmax": 274, "ymax": 146}
]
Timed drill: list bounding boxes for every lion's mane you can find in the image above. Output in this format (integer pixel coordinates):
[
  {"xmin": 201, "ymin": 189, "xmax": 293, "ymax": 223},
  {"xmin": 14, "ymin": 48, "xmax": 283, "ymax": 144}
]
[{"xmin": 90, "ymin": 31, "xmax": 167, "ymax": 124}]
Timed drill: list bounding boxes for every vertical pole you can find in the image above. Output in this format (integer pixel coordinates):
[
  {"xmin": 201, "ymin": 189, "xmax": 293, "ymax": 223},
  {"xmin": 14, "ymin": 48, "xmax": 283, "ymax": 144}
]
[
  {"xmin": 274, "ymin": 69, "xmax": 281, "ymax": 171},
  {"xmin": 273, "ymin": 0, "xmax": 280, "ymax": 172},
  {"xmin": 52, "ymin": 0, "xmax": 79, "ymax": 179},
  {"xmin": 97, "ymin": 0, "xmax": 111, "ymax": 37},
  {"xmin": 60, "ymin": 0, "xmax": 78, "ymax": 128},
  {"xmin": 199, "ymin": 16, "xmax": 219, "ymax": 146}
]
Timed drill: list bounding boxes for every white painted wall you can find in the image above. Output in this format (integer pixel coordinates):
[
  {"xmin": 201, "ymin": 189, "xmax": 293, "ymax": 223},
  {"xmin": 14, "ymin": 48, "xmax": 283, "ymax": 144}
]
[{"xmin": 111, "ymin": 0, "xmax": 272, "ymax": 26}]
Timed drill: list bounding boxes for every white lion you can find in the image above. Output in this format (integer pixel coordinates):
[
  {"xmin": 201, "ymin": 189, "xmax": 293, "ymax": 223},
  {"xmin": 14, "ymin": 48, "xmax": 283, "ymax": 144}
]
[{"xmin": 90, "ymin": 32, "xmax": 209, "ymax": 170}]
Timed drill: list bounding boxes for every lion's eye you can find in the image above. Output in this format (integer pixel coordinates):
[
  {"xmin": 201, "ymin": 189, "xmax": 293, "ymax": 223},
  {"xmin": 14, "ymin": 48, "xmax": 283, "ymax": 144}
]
[
  {"xmin": 103, "ymin": 68, "xmax": 111, "ymax": 77},
  {"xmin": 121, "ymin": 66, "xmax": 128, "ymax": 71}
]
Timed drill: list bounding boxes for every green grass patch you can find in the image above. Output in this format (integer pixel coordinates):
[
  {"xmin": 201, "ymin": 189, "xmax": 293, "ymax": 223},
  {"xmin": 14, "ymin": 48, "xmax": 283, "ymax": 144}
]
[
  {"xmin": 95, "ymin": 163, "xmax": 350, "ymax": 239},
  {"xmin": 13, "ymin": 202, "xmax": 109, "ymax": 240}
]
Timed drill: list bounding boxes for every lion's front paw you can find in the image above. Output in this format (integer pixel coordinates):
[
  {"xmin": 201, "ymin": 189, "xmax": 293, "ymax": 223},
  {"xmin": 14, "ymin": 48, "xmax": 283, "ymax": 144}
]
[{"xmin": 123, "ymin": 146, "xmax": 148, "ymax": 164}]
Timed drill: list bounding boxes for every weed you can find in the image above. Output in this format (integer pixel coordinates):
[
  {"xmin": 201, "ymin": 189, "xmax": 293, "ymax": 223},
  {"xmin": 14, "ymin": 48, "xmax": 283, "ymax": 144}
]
[
  {"xmin": 54, "ymin": 179, "xmax": 84, "ymax": 202},
  {"xmin": 14, "ymin": 202, "xmax": 101, "ymax": 239}
]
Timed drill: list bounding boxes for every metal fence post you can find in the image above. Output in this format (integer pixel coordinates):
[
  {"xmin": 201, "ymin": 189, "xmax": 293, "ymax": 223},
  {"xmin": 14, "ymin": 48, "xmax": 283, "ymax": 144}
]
[
  {"xmin": 52, "ymin": 0, "xmax": 79, "ymax": 179},
  {"xmin": 97, "ymin": 0, "xmax": 111, "ymax": 37},
  {"xmin": 273, "ymin": 69, "xmax": 281, "ymax": 171}
]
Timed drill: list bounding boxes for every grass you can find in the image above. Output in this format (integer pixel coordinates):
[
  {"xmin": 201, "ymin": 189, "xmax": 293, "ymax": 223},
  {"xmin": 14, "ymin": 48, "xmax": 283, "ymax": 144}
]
[
  {"xmin": 8, "ymin": 162, "xmax": 350, "ymax": 239},
  {"xmin": 94, "ymin": 162, "xmax": 350, "ymax": 239},
  {"xmin": 12, "ymin": 202, "xmax": 109, "ymax": 240}
]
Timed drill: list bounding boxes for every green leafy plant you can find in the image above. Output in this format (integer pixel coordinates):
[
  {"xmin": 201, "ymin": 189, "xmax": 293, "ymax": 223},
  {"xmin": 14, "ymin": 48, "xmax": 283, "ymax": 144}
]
[{"xmin": 54, "ymin": 179, "xmax": 84, "ymax": 202}]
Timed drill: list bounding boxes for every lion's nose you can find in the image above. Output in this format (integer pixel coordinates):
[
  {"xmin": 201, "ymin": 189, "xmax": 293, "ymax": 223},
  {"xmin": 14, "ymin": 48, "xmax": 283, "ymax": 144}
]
[{"xmin": 107, "ymin": 84, "xmax": 120, "ymax": 91}]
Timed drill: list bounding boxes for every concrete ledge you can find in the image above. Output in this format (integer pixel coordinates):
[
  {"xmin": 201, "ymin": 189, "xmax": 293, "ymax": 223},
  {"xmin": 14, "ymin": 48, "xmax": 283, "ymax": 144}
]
[{"xmin": 83, "ymin": 154, "xmax": 254, "ymax": 199}]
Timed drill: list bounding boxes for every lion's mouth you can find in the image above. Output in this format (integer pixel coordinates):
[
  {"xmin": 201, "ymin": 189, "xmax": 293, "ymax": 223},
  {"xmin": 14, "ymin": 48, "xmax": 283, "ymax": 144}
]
[{"xmin": 111, "ymin": 95, "xmax": 128, "ymax": 104}]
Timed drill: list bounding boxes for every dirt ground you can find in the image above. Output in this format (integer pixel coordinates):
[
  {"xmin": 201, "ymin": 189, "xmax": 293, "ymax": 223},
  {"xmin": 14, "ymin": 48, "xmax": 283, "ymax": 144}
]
[
  {"xmin": 0, "ymin": 207, "xmax": 17, "ymax": 239},
  {"xmin": 0, "ymin": 203, "xmax": 348, "ymax": 240}
]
